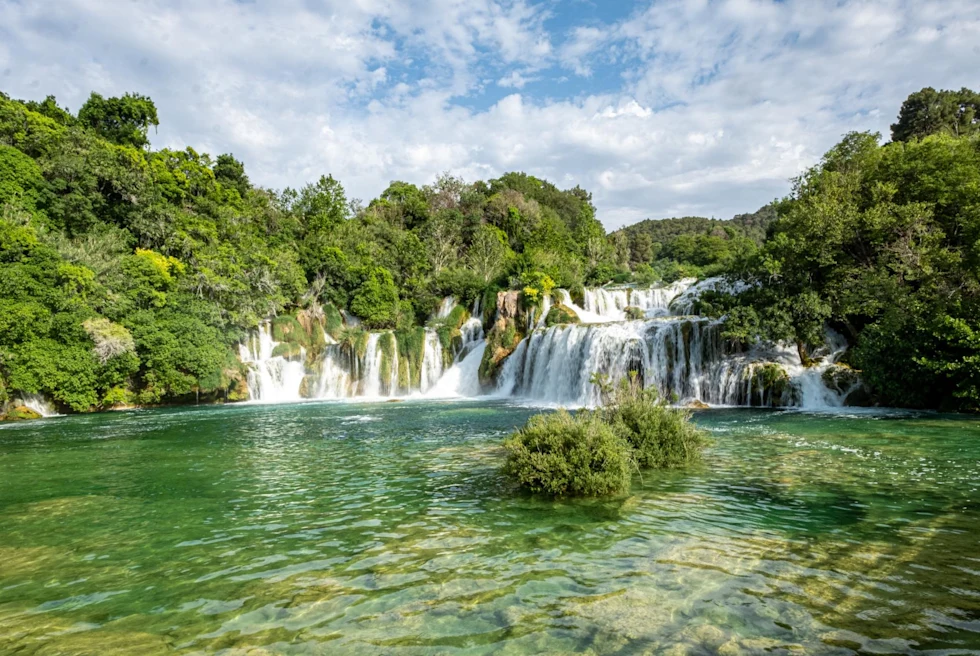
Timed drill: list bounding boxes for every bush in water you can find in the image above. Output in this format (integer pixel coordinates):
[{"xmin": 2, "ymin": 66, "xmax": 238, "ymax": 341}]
[
  {"xmin": 503, "ymin": 375, "xmax": 708, "ymax": 497},
  {"xmin": 601, "ymin": 381, "xmax": 709, "ymax": 469},
  {"xmin": 503, "ymin": 410, "xmax": 633, "ymax": 497}
]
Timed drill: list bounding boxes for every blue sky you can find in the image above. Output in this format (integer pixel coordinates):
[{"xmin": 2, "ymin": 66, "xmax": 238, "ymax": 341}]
[{"xmin": 2, "ymin": 0, "xmax": 978, "ymax": 229}]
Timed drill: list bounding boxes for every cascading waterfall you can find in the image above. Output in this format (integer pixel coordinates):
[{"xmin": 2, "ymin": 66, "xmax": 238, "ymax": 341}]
[
  {"xmin": 495, "ymin": 318, "xmax": 843, "ymax": 408},
  {"xmin": 420, "ymin": 331, "xmax": 445, "ymax": 392},
  {"xmin": 579, "ymin": 279, "xmax": 696, "ymax": 322},
  {"xmin": 240, "ymin": 282, "xmax": 855, "ymax": 409},
  {"xmin": 239, "ymin": 322, "xmax": 307, "ymax": 403},
  {"xmin": 12, "ymin": 393, "xmax": 59, "ymax": 417}
]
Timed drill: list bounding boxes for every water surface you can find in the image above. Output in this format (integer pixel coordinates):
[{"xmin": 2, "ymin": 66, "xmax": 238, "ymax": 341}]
[{"xmin": 1, "ymin": 401, "xmax": 979, "ymax": 654}]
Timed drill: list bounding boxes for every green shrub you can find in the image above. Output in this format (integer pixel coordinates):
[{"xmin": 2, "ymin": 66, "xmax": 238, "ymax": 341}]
[
  {"xmin": 503, "ymin": 410, "xmax": 633, "ymax": 497},
  {"xmin": 601, "ymin": 381, "xmax": 708, "ymax": 469}
]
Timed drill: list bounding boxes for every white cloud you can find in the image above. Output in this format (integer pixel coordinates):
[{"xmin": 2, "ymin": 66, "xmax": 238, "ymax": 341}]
[{"xmin": 0, "ymin": 0, "xmax": 978, "ymax": 231}]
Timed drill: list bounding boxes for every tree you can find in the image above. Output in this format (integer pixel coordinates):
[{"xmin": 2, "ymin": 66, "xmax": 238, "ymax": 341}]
[
  {"xmin": 466, "ymin": 223, "xmax": 510, "ymax": 283},
  {"xmin": 891, "ymin": 87, "xmax": 980, "ymax": 142},
  {"xmin": 214, "ymin": 153, "xmax": 250, "ymax": 197},
  {"xmin": 350, "ymin": 266, "xmax": 400, "ymax": 329},
  {"xmin": 77, "ymin": 92, "xmax": 159, "ymax": 148}
]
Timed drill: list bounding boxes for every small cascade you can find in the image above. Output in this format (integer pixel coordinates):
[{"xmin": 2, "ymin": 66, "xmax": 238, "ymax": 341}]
[
  {"xmin": 425, "ymin": 339, "xmax": 486, "ymax": 398},
  {"xmin": 13, "ymin": 393, "xmax": 59, "ymax": 417},
  {"xmin": 239, "ymin": 322, "xmax": 306, "ymax": 403},
  {"xmin": 420, "ymin": 331, "xmax": 445, "ymax": 392},
  {"xmin": 435, "ymin": 296, "xmax": 456, "ymax": 320},
  {"xmin": 579, "ymin": 279, "xmax": 696, "ymax": 322},
  {"xmin": 535, "ymin": 294, "xmax": 553, "ymax": 330}
]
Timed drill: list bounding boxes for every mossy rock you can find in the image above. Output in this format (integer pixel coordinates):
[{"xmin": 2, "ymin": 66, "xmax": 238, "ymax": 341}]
[
  {"xmin": 569, "ymin": 283, "xmax": 586, "ymax": 309},
  {"xmin": 479, "ymin": 318, "xmax": 523, "ymax": 386},
  {"xmin": 624, "ymin": 306, "xmax": 646, "ymax": 321},
  {"xmin": 271, "ymin": 342, "xmax": 303, "ymax": 359},
  {"xmin": 544, "ymin": 303, "xmax": 581, "ymax": 327},
  {"xmin": 394, "ymin": 327, "xmax": 426, "ymax": 392},
  {"xmin": 823, "ymin": 364, "xmax": 874, "ymax": 406},
  {"xmin": 822, "ymin": 363, "xmax": 861, "ymax": 394},
  {"xmin": 271, "ymin": 315, "xmax": 310, "ymax": 347},
  {"xmin": 299, "ymin": 375, "xmax": 318, "ymax": 399},
  {"xmin": 323, "ymin": 303, "xmax": 345, "ymax": 340},
  {"xmin": 227, "ymin": 378, "xmax": 251, "ymax": 402},
  {"xmin": 746, "ymin": 363, "xmax": 791, "ymax": 406},
  {"xmin": 3, "ymin": 406, "xmax": 42, "ymax": 421}
]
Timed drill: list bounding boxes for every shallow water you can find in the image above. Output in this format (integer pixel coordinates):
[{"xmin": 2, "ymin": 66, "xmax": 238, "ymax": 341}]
[{"xmin": 1, "ymin": 401, "xmax": 979, "ymax": 655}]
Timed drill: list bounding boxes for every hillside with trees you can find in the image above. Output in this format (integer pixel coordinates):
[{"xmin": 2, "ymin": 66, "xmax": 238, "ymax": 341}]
[
  {"xmin": 1, "ymin": 85, "xmax": 978, "ymax": 414},
  {"xmin": 0, "ymin": 90, "xmax": 613, "ymax": 412}
]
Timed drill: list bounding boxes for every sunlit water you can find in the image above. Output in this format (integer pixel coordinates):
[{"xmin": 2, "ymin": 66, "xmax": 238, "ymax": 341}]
[{"xmin": 1, "ymin": 401, "xmax": 979, "ymax": 655}]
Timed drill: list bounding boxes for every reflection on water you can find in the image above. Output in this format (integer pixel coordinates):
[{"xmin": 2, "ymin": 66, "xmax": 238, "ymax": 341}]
[{"xmin": 1, "ymin": 402, "xmax": 979, "ymax": 654}]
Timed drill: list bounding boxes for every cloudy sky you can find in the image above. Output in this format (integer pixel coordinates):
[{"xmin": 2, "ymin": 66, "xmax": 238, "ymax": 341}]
[{"xmin": 1, "ymin": 0, "xmax": 977, "ymax": 229}]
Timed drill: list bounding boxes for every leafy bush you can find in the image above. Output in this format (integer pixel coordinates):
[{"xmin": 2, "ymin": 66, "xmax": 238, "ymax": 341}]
[
  {"xmin": 503, "ymin": 376, "xmax": 709, "ymax": 498},
  {"xmin": 503, "ymin": 410, "xmax": 633, "ymax": 497},
  {"xmin": 601, "ymin": 381, "xmax": 709, "ymax": 469}
]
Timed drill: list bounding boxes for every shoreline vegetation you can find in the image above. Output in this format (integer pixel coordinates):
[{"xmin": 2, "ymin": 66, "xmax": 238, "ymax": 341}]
[
  {"xmin": 503, "ymin": 375, "xmax": 709, "ymax": 498},
  {"xmin": 1, "ymin": 86, "xmax": 979, "ymax": 419}
]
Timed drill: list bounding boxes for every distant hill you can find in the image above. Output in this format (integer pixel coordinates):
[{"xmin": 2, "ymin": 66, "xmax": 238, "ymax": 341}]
[{"xmin": 614, "ymin": 204, "xmax": 777, "ymax": 246}]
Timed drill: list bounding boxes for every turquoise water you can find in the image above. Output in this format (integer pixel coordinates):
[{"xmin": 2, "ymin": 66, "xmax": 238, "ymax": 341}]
[{"xmin": 1, "ymin": 401, "xmax": 979, "ymax": 654}]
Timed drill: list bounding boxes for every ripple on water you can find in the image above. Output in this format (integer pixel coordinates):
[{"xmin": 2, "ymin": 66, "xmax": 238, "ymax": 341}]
[{"xmin": 1, "ymin": 402, "xmax": 979, "ymax": 654}]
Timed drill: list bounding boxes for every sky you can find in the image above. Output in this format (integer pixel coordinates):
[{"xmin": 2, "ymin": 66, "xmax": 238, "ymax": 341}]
[{"xmin": 1, "ymin": 0, "xmax": 978, "ymax": 230}]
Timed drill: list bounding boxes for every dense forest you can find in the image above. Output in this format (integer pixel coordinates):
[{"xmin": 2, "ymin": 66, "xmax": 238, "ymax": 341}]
[{"xmin": 1, "ymin": 86, "xmax": 978, "ymax": 414}]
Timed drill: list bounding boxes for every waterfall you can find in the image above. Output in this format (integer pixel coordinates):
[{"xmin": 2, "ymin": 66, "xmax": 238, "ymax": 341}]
[
  {"xmin": 534, "ymin": 294, "xmax": 552, "ymax": 330},
  {"xmin": 435, "ymin": 296, "xmax": 456, "ymax": 320},
  {"xmin": 579, "ymin": 279, "xmax": 696, "ymax": 322},
  {"xmin": 420, "ymin": 331, "xmax": 445, "ymax": 392},
  {"xmin": 495, "ymin": 318, "xmax": 848, "ymax": 408},
  {"xmin": 240, "ymin": 285, "xmax": 853, "ymax": 409},
  {"xmin": 238, "ymin": 322, "xmax": 306, "ymax": 403},
  {"xmin": 12, "ymin": 393, "xmax": 59, "ymax": 417}
]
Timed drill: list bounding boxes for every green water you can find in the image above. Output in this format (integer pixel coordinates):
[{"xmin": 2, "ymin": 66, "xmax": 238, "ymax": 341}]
[{"xmin": 1, "ymin": 402, "xmax": 979, "ymax": 655}]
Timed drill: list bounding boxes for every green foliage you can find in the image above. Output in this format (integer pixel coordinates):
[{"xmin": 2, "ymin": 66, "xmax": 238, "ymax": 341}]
[
  {"xmin": 891, "ymin": 87, "xmax": 980, "ymax": 143},
  {"xmin": 271, "ymin": 314, "xmax": 309, "ymax": 347},
  {"xmin": 503, "ymin": 379, "xmax": 708, "ymax": 498},
  {"xmin": 350, "ymin": 266, "xmax": 399, "ymax": 329},
  {"xmin": 394, "ymin": 327, "xmax": 426, "ymax": 391},
  {"xmin": 503, "ymin": 410, "xmax": 634, "ymax": 498},
  {"xmin": 599, "ymin": 379, "xmax": 709, "ymax": 469},
  {"xmin": 77, "ymin": 92, "xmax": 159, "ymax": 148},
  {"xmin": 323, "ymin": 302, "xmax": 344, "ymax": 339},
  {"xmin": 718, "ymin": 98, "xmax": 980, "ymax": 409}
]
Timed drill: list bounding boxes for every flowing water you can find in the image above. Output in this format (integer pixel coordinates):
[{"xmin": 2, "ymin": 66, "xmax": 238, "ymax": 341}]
[
  {"xmin": 242, "ymin": 283, "xmax": 849, "ymax": 409},
  {"xmin": 1, "ymin": 402, "xmax": 979, "ymax": 655}
]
